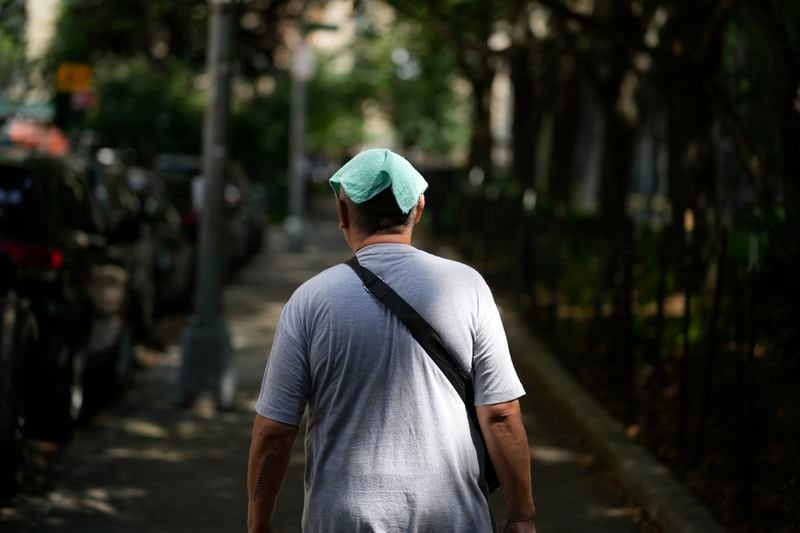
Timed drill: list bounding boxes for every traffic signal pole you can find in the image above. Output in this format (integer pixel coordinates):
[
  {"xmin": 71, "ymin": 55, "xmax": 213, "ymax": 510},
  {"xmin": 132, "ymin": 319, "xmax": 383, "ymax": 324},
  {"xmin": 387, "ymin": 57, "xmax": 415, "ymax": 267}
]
[{"xmin": 177, "ymin": 0, "xmax": 235, "ymax": 409}]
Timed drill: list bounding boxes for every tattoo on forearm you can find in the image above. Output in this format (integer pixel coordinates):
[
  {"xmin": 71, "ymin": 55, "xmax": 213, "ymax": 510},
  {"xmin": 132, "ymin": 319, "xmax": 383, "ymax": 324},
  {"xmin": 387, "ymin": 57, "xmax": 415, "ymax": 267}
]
[{"xmin": 253, "ymin": 453, "xmax": 276, "ymax": 500}]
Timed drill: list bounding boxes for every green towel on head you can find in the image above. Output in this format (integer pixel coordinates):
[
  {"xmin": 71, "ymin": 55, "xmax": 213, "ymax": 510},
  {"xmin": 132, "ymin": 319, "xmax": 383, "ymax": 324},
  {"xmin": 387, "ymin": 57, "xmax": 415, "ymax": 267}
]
[{"xmin": 329, "ymin": 148, "xmax": 428, "ymax": 214}]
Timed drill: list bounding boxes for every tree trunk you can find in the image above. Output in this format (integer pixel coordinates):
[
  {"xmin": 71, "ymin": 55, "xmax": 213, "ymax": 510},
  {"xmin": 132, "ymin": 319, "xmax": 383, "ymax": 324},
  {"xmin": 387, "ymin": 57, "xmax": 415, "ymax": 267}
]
[
  {"xmin": 646, "ymin": 232, "xmax": 669, "ymax": 439},
  {"xmin": 468, "ymin": 70, "xmax": 495, "ymax": 182},
  {"xmin": 748, "ymin": 0, "xmax": 800, "ymax": 205},
  {"xmin": 549, "ymin": 71, "xmax": 580, "ymax": 208},
  {"xmin": 510, "ymin": 44, "xmax": 541, "ymax": 188},
  {"xmin": 665, "ymin": 80, "xmax": 716, "ymax": 259},
  {"xmin": 694, "ymin": 230, "xmax": 728, "ymax": 464},
  {"xmin": 597, "ymin": 74, "xmax": 635, "ymax": 231},
  {"xmin": 782, "ymin": 75, "xmax": 800, "ymax": 205}
]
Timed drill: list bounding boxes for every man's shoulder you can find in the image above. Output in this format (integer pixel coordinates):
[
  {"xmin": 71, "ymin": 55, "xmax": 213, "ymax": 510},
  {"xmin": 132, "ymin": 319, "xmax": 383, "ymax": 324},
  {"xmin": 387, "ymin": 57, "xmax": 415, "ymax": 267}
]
[
  {"xmin": 292, "ymin": 262, "xmax": 353, "ymax": 298},
  {"xmin": 414, "ymin": 248, "xmax": 485, "ymax": 283},
  {"xmin": 286, "ymin": 248, "xmax": 488, "ymax": 307}
]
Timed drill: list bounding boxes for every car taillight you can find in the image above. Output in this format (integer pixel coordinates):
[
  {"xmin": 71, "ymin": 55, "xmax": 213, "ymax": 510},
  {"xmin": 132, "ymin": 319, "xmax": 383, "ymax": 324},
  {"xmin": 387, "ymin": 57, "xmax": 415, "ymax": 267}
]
[
  {"xmin": 50, "ymin": 248, "xmax": 65, "ymax": 269},
  {"xmin": 0, "ymin": 241, "xmax": 65, "ymax": 271}
]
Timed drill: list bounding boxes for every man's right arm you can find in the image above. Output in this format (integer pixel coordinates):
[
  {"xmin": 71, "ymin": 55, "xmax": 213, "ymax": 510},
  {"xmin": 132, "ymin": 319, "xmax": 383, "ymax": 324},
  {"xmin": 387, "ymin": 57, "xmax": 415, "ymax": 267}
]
[
  {"xmin": 476, "ymin": 399, "xmax": 536, "ymax": 533},
  {"xmin": 247, "ymin": 414, "xmax": 299, "ymax": 533}
]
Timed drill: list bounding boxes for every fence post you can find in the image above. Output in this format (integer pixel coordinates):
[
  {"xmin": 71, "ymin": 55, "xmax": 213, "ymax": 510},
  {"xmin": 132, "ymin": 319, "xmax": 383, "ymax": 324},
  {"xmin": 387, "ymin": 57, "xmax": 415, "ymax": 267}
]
[
  {"xmin": 647, "ymin": 229, "xmax": 668, "ymax": 437},
  {"xmin": 621, "ymin": 217, "xmax": 635, "ymax": 422},
  {"xmin": 677, "ymin": 209, "xmax": 695, "ymax": 455},
  {"xmin": 694, "ymin": 229, "xmax": 728, "ymax": 464}
]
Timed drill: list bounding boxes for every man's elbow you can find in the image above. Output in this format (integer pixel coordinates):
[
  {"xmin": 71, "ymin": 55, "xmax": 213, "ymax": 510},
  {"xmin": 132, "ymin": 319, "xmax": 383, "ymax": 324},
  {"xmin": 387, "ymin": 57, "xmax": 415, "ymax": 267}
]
[
  {"xmin": 477, "ymin": 399, "xmax": 522, "ymax": 426},
  {"xmin": 487, "ymin": 410, "xmax": 513, "ymax": 424}
]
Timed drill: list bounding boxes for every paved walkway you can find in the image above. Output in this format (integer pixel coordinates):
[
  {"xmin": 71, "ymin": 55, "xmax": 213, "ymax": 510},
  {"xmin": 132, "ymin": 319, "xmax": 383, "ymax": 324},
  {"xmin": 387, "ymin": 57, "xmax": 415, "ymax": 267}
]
[{"xmin": 1, "ymin": 204, "xmax": 651, "ymax": 532}]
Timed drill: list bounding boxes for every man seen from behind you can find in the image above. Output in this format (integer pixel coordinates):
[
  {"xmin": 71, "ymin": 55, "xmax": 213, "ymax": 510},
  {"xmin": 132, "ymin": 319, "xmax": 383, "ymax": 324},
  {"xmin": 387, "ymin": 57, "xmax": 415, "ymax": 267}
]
[{"xmin": 247, "ymin": 149, "xmax": 536, "ymax": 532}]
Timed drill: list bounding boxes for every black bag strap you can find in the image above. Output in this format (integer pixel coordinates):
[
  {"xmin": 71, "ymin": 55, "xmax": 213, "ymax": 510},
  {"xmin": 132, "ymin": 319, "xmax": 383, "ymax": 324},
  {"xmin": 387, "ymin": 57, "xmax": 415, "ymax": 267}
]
[
  {"xmin": 345, "ymin": 255, "xmax": 500, "ymax": 505},
  {"xmin": 344, "ymin": 256, "xmax": 476, "ymax": 413}
]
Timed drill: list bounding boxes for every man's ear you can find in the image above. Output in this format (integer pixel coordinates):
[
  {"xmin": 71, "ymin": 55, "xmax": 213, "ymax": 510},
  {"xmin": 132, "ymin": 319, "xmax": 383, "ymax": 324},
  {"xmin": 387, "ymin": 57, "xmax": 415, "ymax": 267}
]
[
  {"xmin": 336, "ymin": 198, "xmax": 350, "ymax": 229},
  {"xmin": 413, "ymin": 195, "xmax": 425, "ymax": 225}
]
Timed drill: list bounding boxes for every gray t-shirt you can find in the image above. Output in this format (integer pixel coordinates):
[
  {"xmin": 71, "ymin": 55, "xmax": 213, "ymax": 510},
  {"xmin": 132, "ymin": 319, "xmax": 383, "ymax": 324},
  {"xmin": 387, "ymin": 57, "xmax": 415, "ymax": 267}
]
[{"xmin": 256, "ymin": 243, "xmax": 525, "ymax": 532}]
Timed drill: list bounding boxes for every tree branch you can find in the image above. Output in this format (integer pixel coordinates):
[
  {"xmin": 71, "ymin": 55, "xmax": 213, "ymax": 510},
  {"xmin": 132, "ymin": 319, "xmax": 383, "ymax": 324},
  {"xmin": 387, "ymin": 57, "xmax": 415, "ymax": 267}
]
[
  {"xmin": 385, "ymin": 1, "xmax": 479, "ymax": 54},
  {"xmin": 701, "ymin": 0, "xmax": 736, "ymax": 62},
  {"xmin": 747, "ymin": 0, "xmax": 800, "ymax": 76},
  {"xmin": 710, "ymin": 81, "xmax": 769, "ymax": 205},
  {"xmin": 385, "ymin": 0, "xmax": 491, "ymax": 83},
  {"xmin": 534, "ymin": 0, "xmax": 602, "ymax": 32}
]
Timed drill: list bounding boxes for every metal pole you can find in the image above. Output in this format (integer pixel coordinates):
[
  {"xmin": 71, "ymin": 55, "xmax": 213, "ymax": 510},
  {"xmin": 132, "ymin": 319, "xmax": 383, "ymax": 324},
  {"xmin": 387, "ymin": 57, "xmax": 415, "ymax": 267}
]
[
  {"xmin": 177, "ymin": 0, "xmax": 235, "ymax": 409},
  {"xmin": 285, "ymin": 60, "xmax": 307, "ymax": 251},
  {"xmin": 284, "ymin": 39, "xmax": 314, "ymax": 252}
]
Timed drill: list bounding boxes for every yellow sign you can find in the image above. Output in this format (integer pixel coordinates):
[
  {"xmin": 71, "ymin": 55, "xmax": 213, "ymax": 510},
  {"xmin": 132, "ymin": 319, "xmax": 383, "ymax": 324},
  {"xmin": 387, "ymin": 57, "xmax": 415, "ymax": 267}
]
[{"xmin": 56, "ymin": 63, "xmax": 93, "ymax": 92}]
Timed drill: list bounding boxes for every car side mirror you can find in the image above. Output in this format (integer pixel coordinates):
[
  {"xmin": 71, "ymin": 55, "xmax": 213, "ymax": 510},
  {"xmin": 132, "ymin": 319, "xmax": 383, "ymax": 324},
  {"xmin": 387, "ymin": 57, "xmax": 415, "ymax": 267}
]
[{"xmin": 0, "ymin": 251, "xmax": 18, "ymax": 297}]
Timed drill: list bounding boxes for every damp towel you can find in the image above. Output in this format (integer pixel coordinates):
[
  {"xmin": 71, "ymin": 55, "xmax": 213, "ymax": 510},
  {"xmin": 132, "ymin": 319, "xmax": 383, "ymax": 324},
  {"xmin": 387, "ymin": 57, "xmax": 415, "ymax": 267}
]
[{"xmin": 329, "ymin": 148, "xmax": 429, "ymax": 214}]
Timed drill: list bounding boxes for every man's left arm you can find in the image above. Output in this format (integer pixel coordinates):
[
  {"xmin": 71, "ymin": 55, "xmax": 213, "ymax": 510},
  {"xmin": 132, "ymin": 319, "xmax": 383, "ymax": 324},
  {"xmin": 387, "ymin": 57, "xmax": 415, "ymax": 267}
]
[
  {"xmin": 247, "ymin": 414, "xmax": 299, "ymax": 533},
  {"xmin": 477, "ymin": 399, "xmax": 536, "ymax": 533}
]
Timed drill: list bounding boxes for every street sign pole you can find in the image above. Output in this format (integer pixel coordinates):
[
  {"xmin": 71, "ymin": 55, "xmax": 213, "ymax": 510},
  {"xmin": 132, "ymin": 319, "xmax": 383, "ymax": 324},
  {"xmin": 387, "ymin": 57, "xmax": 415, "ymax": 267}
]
[
  {"xmin": 177, "ymin": 0, "xmax": 235, "ymax": 409},
  {"xmin": 284, "ymin": 40, "xmax": 315, "ymax": 252}
]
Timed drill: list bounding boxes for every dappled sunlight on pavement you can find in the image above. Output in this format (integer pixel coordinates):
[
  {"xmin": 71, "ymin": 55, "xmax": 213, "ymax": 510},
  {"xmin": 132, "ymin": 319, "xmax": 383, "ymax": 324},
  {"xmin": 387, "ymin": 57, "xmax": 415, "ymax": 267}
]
[{"xmin": 530, "ymin": 445, "xmax": 593, "ymax": 466}]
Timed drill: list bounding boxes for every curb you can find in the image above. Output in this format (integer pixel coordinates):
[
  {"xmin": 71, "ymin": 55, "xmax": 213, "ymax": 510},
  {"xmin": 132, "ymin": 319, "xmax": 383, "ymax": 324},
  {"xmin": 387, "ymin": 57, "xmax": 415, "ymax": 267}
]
[{"xmin": 499, "ymin": 305, "xmax": 728, "ymax": 533}]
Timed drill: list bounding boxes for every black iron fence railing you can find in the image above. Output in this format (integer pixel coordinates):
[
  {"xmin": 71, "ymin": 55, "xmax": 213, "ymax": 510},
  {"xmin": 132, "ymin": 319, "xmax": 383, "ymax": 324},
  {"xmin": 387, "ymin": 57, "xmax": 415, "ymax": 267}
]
[{"xmin": 423, "ymin": 166, "xmax": 800, "ymax": 531}]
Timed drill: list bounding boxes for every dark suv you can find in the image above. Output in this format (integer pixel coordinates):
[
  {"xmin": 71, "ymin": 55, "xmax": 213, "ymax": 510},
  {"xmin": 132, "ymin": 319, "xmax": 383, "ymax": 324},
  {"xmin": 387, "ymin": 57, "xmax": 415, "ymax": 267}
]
[
  {"xmin": 0, "ymin": 251, "xmax": 37, "ymax": 499},
  {"xmin": 0, "ymin": 148, "xmax": 133, "ymax": 441}
]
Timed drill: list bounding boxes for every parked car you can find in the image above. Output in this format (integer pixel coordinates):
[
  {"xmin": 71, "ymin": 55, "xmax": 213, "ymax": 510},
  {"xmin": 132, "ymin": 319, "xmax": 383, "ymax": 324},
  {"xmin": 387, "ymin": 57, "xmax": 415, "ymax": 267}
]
[
  {"xmin": 154, "ymin": 154, "xmax": 202, "ymax": 243},
  {"xmin": 0, "ymin": 147, "xmax": 133, "ymax": 441},
  {"xmin": 88, "ymin": 148, "xmax": 160, "ymax": 345},
  {"xmin": 126, "ymin": 166, "xmax": 194, "ymax": 316},
  {"xmin": 0, "ymin": 252, "xmax": 37, "ymax": 499},
  {"xmin": 154, "ymin": 154, "xmax": 260, "ymax": 277},
  {"xmin": 229, "ymin": 166, "xmax": 267, "ymax": 259}
]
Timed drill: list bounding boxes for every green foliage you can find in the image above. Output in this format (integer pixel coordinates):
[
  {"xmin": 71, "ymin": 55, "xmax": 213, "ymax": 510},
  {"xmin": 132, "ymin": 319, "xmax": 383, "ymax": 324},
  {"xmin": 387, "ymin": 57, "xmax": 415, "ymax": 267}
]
[
  {"xmin": 0, "ymin": 0, "xmax": 25, "ymax": 91},
  {"xmin": 230, "ymin": 81, "xmax": 291, "ymax": 219},
  {"xmin": 753, "ymin": 208, "xmax": 800, "ymax": 346},
  {"xmin": 231, "ymin": 84, "xmax": 290, "ymax": 182},
  {"xmin": 345, "ymin": 19, "xmax": 470, "ymax": 155},
  {"xmin": 46, "ymin": 0, "xmax": 207, "ymax": 70},
  {"xmin": 84, "ymin": 58, "xmax": 203, "ymax": 163},
  {"xmin": 0, "ymin": 29, "xmax": 23, "ymax": 89},
  {"xmin": 39, "ymin": 0, "xmax": 472, "ymax": 223},
  {"xmin": 721, "ymin": 6, "xmax": 785, "ymax": 196},
  {"xmin": 556, "ymin": 240, "xmax": 605, "ymax": 306},
  {"xmin": 306, "ymin": 55, "xmax": 367, "ymax": 156},
  {"xmin": 45, "ymin": 0, "xmax": 301, "ymax": 80},
  {"xmin": 369, "ymin": 25, "xmax": 469, "ymax": 154}
]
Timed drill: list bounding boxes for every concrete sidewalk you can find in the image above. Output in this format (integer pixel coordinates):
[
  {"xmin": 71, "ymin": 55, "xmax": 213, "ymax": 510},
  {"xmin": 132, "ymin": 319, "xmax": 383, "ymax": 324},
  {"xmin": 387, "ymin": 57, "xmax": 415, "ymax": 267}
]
[{"xmin": 2, "ymin": 207, "xmax": 652, "ymax": 532}]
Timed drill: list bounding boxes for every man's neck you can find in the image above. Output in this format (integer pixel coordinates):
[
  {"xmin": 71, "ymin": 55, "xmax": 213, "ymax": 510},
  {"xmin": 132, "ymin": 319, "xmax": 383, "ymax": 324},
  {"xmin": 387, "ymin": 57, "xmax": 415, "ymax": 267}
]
[{"xmin": 350, "ymin": 231, "xmax": 413, "ymax": 253}]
